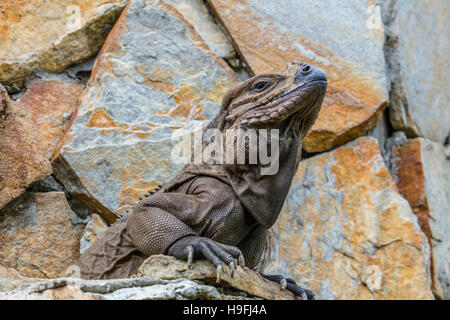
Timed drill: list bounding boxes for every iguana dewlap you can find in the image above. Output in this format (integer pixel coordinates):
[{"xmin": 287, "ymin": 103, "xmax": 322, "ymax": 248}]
[{"xmin": 76, "ymin": 62, "xmax": 327, "ymax": 299}]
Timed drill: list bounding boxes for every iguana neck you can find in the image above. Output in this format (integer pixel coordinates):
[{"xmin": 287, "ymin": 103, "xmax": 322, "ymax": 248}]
[{"xmin": 222, "ymin": 115, "xmax": 305, "ymax": 228}]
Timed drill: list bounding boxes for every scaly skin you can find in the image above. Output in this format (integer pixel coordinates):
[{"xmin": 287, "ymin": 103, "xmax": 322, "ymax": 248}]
[{"xmin": 76, "ymin": 62, "xmax": 327, "ymax": 299}]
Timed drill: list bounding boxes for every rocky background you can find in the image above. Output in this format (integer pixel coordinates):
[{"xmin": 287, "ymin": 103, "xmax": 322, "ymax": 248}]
[{"xmin": 0, "ymin": 0, "xmax": 448, "ymax": 300}]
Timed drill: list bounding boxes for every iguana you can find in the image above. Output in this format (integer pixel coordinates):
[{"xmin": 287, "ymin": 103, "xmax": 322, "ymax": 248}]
[{"xmin": 76, "ymin": 61, "xmax": 327, "ymax": 299}]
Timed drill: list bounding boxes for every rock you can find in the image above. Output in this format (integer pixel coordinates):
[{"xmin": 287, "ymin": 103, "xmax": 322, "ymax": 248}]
[
  {"xmin": 138, "ymin": 255, "xmax": 296, "ymax": 300},
  {"xmin": 14, "ymin": 80, "xmax": 84, "ymax": 160},
  {"xmin": 27, "ymin": 176, "xmax": 66, "ymax": 193},
  {"xmin": 0, "ymin": 275, "xmax": 254, "ymax": 300},
  {"xmin": 80, "ymin": 214, "xmax": 108, "ymax": 254},
  {"xmin": 57, "ymin": 0, "xmax": 238, "ymax": 223},
  {"xmin": 0, "ymin": 87, "xmax": 52, "ymax": 210},
  {"xmin": 391, "ymin": 138, "xmax": 450, "ymax": 299},
  {"xmin": 207, "ymin": 0, "xmax": 388, "ymax": 152},
  {"xmin": 0, "ymin": 0, "xmax": 128, "ymax": 90},
  {"xmin": 10, "ymin": 58, "xmax": 96, "ymax": 101},
  {"xmin": 380, "ymin": 0, "xmax": 449, "ymax": 144},
  {"xmin": 0, "ymin": 192, "xmax": 83, "ymax": 278},
  {"xmin": 0, "ymin": 265, "xmax": 37, "ymax": 292},
  {"xmin": 261, "ymin": 137, "xmax": 434, "ymax": 300},
  {"xmin": 165, "ymin": 0, "xmax": 236, "ymax": 62},
  {"xmin": 91, "ymin": 278, "xmax": 249, "ymax": 300},
  {"xmin": 368, "ymin": 111, "xmax": 390, "ymax": 159}
]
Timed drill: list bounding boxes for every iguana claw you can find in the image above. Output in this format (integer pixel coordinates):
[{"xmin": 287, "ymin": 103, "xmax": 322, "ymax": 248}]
[
  {"xmin": 216, "ymin": 264, "xmax": 223, "ymax": 283},
  {"xmin": 238, "ymin": 254, "xmax": 245, "ymax": 267},
  {"xmin": 280, "ymin": 278, "xmax": 287, "ymax": 290},
  {"xmin": 229, "ymin": 261, "xmax": 235, "ymax": 278},
  {"xmin": 187, "ymin": 246, "xmax": 194, "ymax": 269}
]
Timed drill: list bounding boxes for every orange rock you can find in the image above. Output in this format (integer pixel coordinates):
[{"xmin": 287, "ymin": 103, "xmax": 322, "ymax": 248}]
[
  {"xmin": 207, "ymin": 0, "xmax": 388, "ymax": 152},
  {"xmin": 263, "ymin": 137, "xmax": 433, "ymax": 299},
  {"xmin": 57, "ymin": 0, "xmax": 238, "ymax": 221},
  {"xmin": 0, "ymin": 192, "xmax": 83, "ymax": 278},
  {"xmin": 391, "ymin": 138, "xmax": 449, "ymax": 299},
  {"xmin": 16, "ymin": 80, "xmax": 84, "ymax": 160},
  {"xmin": 0, "ymin": 87, "xmax": 52, "ymax": 210},
  {"xmin": 0, "ymin": 0, "xmax": 127, "ymax": 88}
]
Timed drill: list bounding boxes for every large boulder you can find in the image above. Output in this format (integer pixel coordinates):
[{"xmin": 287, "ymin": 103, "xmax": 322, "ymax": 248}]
[
  {"xmin": 0, "ymin": 276, "xmax": 254, "ymax": 300},
  {"xmin": 261, "ymin": 137, "xmax": 434, "ymax": 300},
  {"xmin": 138, "ymin": 255, "xmax": 296, "ymax": 300},
  {"xmin": 0, "ymin": 255, "xmax": 293, "ymax": 300},
  {"xmin": 56, "ymin": 0, "xmax": 238, "ymax": 223},
  {"xmin": 15, "ymin": 80, "xmax": 84, "ymax": 160},
  {"xmin": 390, "ymin": 137, "xmax": 450, "ymax": 299},
  {"xmin": 380, "ymin": 0, "xmax": 449, "ymax": 144},
  {"xmin": 0, "ymin": 0, "xmax": 128, "ymax": 90},
  {"xmin": 0, "ymin": 87, "xmax": 52, "ymax": 210},
  {"xmin": 207, "ymin": 0, "xmax": 389, "ymax": 152},
  {"xmin": 0, "ymin": 192, "xmax": 83, "ymax": 278}
]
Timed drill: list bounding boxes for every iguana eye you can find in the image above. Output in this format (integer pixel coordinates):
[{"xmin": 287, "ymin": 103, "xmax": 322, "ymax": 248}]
[{"xmin": 252, "ymin": 79, "xmax": 272, "ymax": 93}]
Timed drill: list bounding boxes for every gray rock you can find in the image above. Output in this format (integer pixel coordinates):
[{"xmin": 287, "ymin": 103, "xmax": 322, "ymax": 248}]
[
  {"xmin": 380, "ymin": 0, "xmax": 450, "ymax": 144},
  {"xmin": 0, "ymin": 275, "xmax": 253, "ymax": 300},
  {"xmin": 57, "ymin": 0, "xmax": 237, "ymax": 223},
  {"xmin": 138, "ymin": 255, "xmax": 295, "ymax": 300},
  {"xmin": 419, "ymin": 139, "xmax": 450, "ymax": 298},
  {"xmin": 165, "ymin": 0, "xmax": 236, "ymax": 61},
  {"xmin": 80, "ymin": 214, "xmax": 108, "ymax": 254},
  {"xmin": 368, "ymin": 110, "xmax": 391, "ymax": 160}
]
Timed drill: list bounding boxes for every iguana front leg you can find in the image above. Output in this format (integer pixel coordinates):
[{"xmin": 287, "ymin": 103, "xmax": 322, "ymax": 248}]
[{"xmin": 127, "ymin": 193, "xmax": 244, "ymax": 279}]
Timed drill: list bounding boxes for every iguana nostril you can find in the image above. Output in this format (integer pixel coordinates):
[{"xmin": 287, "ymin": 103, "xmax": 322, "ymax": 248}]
[{"xmin": 294, "ymin": 64, "xmax": 327, "ymax": 85}]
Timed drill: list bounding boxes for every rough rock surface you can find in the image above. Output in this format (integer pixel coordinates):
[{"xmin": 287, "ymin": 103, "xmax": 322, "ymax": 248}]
[
  {"xmin": 380, "ymin": 0, "xmax": 449, "ymax": 143},
  {"xmin": 0, "ymin": 0, "xmax": 446, "ymax": 301},
  {"xmin": 0, "ymin": 265, "xmax": 37, "ymax": 292},
  {"xmin": 0, "ymin": 87, "xmax": 52, "ymax": 210},
  {"xmin": 15, "ymin": 80, "xmax": 84, "ymax": 160},
  {"xmin": 57, "ymin": 0, "xmax": 238, "ymax": 222},
  {"xmin": 138, "ymin": 255, "xmax": 296, "ymax": 300},
  {"xmin": 208, "ymin": 0, "xmax": 388, "ymax": 152},
  {"xmin": 0, "ymin": 192, "xmax": 83, "ymax": 278},
  {"xmin": 391, "ymin": 138, "xmax": 450, "ymax": 299},
  {"xmin": 0, "ymin": 273, "xmax": 255, "ymax": 300},
  {"xmin": 0, "ymin": 0, "xmax": 128, "ymax": 90},
  {"xmin": 165, "ymin": 0, "xmax": 236, "ymax": 63},
  {"xmin": 261, "ymin": 137, "xmax": 434, "ymax": 300},
  {"xmin": 80, "ymin": 214, "xmax": 108, "ymax": 254}
]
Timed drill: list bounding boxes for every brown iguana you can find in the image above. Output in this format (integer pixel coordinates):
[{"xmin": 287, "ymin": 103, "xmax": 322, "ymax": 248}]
[{"xmin": 76, "ymin": 61, "xmax": 327, "ymax": 299}]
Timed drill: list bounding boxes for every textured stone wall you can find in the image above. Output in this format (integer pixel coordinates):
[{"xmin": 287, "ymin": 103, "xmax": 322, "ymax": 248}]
[{"xmin": 0, "ymin": 0, "xmax": 448, "ymax": 299}]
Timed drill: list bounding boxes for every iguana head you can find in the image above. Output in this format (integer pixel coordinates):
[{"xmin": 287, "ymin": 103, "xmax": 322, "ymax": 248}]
[{"xmin": 214, "ymin": 61, "xmax": 327, "ymax": 137}]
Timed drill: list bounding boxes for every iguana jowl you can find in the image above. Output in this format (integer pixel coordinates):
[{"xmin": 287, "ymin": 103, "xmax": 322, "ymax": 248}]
[{"xmin": 76, "ymin": 62, "xmax": 327, "ymax": 299}]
